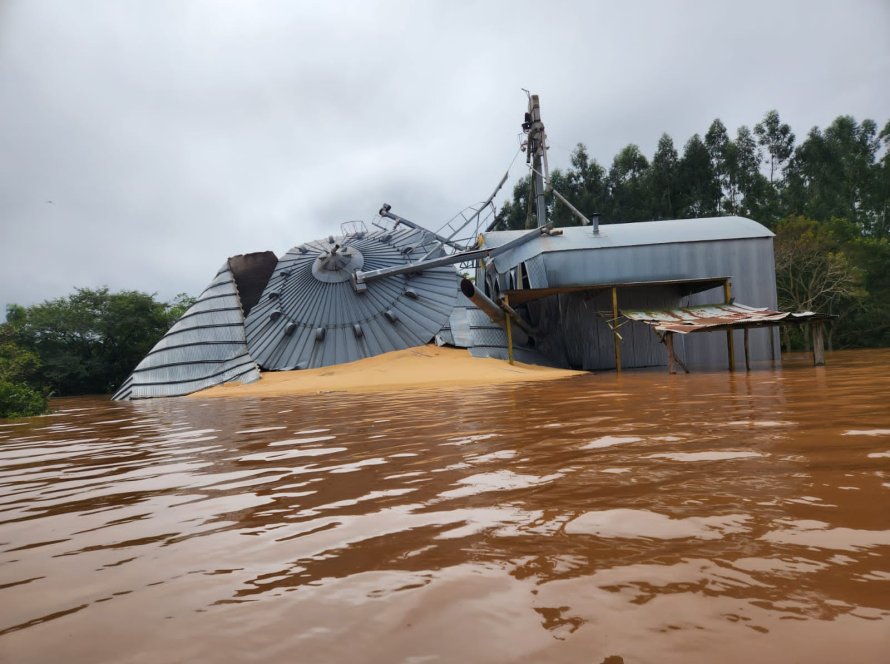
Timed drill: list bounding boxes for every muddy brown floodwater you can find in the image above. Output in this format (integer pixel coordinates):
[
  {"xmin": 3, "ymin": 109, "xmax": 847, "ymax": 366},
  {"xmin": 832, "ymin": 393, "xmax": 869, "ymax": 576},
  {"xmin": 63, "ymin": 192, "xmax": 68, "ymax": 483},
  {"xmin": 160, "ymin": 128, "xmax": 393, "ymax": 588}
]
[{"xmin": 1, "ymin": 350, "xmax": 889, "ymax": 663}]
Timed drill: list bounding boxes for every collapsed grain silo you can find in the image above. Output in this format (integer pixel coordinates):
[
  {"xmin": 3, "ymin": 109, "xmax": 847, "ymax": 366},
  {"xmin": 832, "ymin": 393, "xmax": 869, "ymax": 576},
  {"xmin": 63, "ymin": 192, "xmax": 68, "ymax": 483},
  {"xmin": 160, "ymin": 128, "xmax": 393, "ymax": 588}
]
[{"xmin": 113, "ymin": 220, "xmax": 463, "ymax": 400}]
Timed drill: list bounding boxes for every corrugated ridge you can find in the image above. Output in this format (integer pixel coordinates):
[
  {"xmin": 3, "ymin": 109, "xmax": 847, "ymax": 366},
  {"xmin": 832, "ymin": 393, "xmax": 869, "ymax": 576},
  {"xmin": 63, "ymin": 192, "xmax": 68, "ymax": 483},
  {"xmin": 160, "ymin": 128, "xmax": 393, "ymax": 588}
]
[{"xmin": 112, "ymin": 264, "xmax": 262, "ymax": 400}]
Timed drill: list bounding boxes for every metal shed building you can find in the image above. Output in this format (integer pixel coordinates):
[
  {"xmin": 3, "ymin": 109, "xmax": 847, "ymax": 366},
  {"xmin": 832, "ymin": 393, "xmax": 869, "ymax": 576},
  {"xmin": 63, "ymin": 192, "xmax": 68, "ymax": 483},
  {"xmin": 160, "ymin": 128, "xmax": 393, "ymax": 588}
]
[{"xmin": 477, "ymin": 216, "xmax": 780, "ymax": 371}]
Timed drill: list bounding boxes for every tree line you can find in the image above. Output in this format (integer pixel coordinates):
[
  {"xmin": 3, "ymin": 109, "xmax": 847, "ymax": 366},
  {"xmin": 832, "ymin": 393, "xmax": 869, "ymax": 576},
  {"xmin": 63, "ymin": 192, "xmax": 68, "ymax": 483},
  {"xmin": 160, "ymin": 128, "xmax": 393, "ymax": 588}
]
[
  {"xmin": 497, "ymin": 111, "xmax": 889, "ymax": 232},
  {"xmin": 496, "ymin": 110, "xmax": 890, "ymax": 350},
  {"xmin": 0, "ymin": 289, "xmax": 194, "ymax": 417}
]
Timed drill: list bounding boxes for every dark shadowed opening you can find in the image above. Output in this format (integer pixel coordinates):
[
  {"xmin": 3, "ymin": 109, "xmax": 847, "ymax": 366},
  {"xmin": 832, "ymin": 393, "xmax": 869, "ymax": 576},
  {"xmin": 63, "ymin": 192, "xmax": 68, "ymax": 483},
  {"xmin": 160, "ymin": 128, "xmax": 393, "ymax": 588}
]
[{"xmin": 228, "ymin": 252, "xmax": 278, "ymax": 317}]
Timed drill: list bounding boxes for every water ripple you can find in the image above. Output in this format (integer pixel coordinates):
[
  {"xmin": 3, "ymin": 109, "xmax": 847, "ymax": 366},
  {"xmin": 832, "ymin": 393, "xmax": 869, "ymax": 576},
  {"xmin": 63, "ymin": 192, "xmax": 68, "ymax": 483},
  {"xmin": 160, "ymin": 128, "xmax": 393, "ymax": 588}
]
[{"xmin": 1, "ymin": 349, "xmax": 889, "ymax": 662}]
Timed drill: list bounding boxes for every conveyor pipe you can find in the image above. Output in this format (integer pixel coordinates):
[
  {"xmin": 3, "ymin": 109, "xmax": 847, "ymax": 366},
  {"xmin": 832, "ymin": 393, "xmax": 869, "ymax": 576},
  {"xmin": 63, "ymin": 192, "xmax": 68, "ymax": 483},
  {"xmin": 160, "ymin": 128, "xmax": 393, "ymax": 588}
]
[{"xmin": 460, "ymin": 279, "xmax": 534, "ymax": 344}]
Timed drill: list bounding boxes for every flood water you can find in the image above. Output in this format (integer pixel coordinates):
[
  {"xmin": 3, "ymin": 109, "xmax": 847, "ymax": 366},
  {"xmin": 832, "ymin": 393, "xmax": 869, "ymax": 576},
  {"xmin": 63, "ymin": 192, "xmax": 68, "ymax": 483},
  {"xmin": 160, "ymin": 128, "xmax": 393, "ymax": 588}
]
[{"xmin": 2, "ymin": 349, "xmax": 889, "ymax": 663}]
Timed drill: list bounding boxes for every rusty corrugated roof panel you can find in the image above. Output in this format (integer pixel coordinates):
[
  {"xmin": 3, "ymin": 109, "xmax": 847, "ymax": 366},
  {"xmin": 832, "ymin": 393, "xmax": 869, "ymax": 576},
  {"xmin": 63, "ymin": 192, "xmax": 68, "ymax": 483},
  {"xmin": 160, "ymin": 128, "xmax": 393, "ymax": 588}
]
[{"xmin": 622, "ymin": 303, "xmax": 824, "ymax": 334}]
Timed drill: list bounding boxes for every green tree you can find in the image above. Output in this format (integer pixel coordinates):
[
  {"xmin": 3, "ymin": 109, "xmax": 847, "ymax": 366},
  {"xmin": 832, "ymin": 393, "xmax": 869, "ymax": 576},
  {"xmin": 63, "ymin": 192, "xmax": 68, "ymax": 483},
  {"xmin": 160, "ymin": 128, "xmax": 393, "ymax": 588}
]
[
  {"xmin": 493, "ymin": 175, "xmax": 534, "ymax": 230},
  {"xmin": 5, "ymin": 288, "xmax": 192, "ymax": 396},
  {"xmin": 868, "ymin": 120, "xmax": 890, "ymax": 238},
  {"xmin": 677, "ymin": 134, "xmax": 720, "ymax": 217},
  {"xmin": 606, "ymin": 144, "xmax": 650, "ymax": 222},
  {"xmin": 0, "ymin": 326, "xmax": 48, "ymax": 418},
  {"xmin": 840, "ymin": 234, "xmax": 890, "ymax": 347},
  {"xmin": 705, "ymin": 119, "xmax": 733, "ymax": 213},
  {"xmin": 647, "ymin": 133, "xmax": 680, "ymax": 219},
  {"xmin": 786, "ymin": 116, "xmax": 881, "ymax": 230},
  {"xmin": 549, "ymin": 144, "xmax": 608, "ymax": 226},
  {"xmin": 0, "ymin": 380, "xmax": 48, "ymax": 419},
  {"xmin": 773, "ymin": 216, "xmax": 866, "ymax": 349},
  {"xmin": 754, "ymin": 110, "xmax": 795, "ymax": 185},
  {"xmin": 166, "ymin": 293, "xmax": 197, "ymax": 322},
  {"xmin": 733, "ymin": 125, "xmax": 772, "ymax": 221}
]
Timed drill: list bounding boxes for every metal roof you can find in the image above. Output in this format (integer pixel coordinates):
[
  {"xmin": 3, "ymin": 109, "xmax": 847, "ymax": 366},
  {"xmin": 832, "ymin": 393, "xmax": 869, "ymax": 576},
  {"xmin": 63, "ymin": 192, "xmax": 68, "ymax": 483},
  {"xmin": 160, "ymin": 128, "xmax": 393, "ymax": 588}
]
[
  {"xmin": 484, "ymin": 216, "xmax": 773, "ymax": 250},
  {"xmin": 482, "ymin": 216, "xmax": 774, "ymax": 274},
  {"xmin": 112, "ymin": 263, "xmax": 261, "ymax": 400},
  {"xmin": 244, "ymin": 226, "xmax": 459, "ymax": 370},
  {"xmin": 622, "ymin": 302, "xmax": 828, "ymax": 334}
]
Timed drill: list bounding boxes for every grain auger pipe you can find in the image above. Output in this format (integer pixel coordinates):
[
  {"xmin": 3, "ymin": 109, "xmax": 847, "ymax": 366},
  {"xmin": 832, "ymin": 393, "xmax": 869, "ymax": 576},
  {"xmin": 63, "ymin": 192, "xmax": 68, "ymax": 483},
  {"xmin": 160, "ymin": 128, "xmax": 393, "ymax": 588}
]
[
  {"xmin": 354, "ymin": 223, "xmax": 553, "ymax": 287},
  {"xmin": 378, "ymin": 204, "xmax": 466, "ymax": 251},
  {"xmin": 459, "ymin": 278, "xmax": 537, "ymax": 343}
]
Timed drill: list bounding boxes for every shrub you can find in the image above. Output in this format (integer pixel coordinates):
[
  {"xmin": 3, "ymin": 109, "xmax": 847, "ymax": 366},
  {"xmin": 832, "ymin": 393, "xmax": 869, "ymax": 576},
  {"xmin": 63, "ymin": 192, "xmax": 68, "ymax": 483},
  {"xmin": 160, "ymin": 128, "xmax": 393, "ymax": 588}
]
[{"xmin": 0, "ymin": 379, "xmax": 48, "ymax": 419}]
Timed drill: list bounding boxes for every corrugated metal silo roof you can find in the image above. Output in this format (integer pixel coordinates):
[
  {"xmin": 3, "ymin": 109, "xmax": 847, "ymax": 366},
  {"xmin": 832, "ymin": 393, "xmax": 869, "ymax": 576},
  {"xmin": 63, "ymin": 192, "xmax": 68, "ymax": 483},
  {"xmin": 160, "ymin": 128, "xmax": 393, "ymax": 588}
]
[{"xmin": 244, "ymin": 227, "xmax": 459, "ymax": 370}]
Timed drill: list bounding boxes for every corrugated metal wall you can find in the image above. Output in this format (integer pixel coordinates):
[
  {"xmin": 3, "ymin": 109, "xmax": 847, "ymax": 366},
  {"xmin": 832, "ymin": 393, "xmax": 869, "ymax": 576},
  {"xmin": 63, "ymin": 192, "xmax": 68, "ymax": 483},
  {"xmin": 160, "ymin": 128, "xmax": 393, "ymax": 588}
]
[
  {"xmin": 682, "ymin": 237, "xmax": 779, "ymax": 369},
  {"xmin": 112, "ymin": 262, "xmax": 261, "ymax": 400},
  {"xmin": 526, "ymin": 285, "xmax": 684, "ymax": 370}
]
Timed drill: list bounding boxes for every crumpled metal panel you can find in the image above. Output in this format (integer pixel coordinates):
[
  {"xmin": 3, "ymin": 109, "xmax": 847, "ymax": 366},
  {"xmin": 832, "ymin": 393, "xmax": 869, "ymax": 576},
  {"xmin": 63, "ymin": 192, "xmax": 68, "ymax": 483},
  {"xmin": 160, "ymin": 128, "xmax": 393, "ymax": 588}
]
[
  {"xmin": 436, "ymin": 305, "xmax": 468, "ymax": 347},
  {"xmin": 523, "ymin": 254, "xmax": 549, "ymax": 289},
  {"xmin": 244, "ymin": 227, "xmax": 460, "ymax": 370},
  {"xmin": 436, "ymin": 295, "xmax": 498, "ymax": 349},
  {"xmin": 112, "ymin": 263, "xmax": 262, "ymax": 400},
  {"xmin": 622, "ymin": 302, "xmax": 797, "ymax": 334},
  {"xmin": 435, "ymin": 294, "xmax": 557, "ymax": 366}
]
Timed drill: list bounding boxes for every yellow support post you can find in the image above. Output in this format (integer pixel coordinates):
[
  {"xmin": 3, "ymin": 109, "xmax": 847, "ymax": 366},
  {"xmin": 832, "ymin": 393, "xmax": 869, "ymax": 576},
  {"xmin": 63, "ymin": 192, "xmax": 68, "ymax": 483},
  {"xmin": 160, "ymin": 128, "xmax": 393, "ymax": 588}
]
[
  {"xmin": 611, "ymin": 287, "xmax": 622, "ymax": 373},
  {"xmin": 724, "ymin": 279, "xmax": 735, "ymax": 371},
  {"xmin": 505, "ymin": 294, "xmax": 514, "ymax": 365}
]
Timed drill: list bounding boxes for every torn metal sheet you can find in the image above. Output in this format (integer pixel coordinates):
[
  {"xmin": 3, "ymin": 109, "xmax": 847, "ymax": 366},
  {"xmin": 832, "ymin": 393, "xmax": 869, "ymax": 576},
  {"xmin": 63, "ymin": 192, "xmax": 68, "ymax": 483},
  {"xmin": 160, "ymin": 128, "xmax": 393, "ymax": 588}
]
[{"xmin": 622, "ymin": 303, "xmax": 825, "ymax": 334}]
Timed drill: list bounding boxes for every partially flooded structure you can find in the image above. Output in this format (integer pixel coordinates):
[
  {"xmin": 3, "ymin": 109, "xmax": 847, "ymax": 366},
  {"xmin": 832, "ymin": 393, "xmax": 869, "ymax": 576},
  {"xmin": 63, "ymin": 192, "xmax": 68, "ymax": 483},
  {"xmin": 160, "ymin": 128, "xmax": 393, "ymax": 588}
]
[
  {"xmin": 475, "ymin": 216, "xmax": 781, "ymax": 371},
  {"xmin": 114, "ymin": 95, "xmax": 827, "ymax": 400}
]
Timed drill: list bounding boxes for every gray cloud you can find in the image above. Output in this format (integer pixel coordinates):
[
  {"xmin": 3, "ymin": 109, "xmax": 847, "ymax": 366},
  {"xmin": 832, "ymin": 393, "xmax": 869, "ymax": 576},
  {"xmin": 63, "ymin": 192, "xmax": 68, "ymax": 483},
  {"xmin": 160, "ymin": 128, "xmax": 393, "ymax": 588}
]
[{"xmin": 2, "ymin": 0, "xmax": 888, "ymax": 316}]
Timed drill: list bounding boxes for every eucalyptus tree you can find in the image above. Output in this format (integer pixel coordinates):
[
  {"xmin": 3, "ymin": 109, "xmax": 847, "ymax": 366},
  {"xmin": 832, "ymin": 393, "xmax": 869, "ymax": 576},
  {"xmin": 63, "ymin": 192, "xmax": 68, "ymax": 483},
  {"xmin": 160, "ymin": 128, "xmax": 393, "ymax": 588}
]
[
  {"xmin": 754, "ymin": 110, "xmax": 795, "ymax": 185},
  {"xmin": 733, "ymin": 125, "xmax": 772, "ymax": 222},
  {"xmin": 647, "ymin": 133, "xmax": 680, "ymax": 219},
  {"xmin": 548, "ymin": 144, "xmax": 608, "ymax": 227},
  {"xmin": 705, "ymin": 119, "xmax": 734, "ymax": 214},
  {"xmin": 606, "ymin": 144, "xmax": 650, "ymax": 222},
  {"xmin": 677, "ymin": 134, "xmax": 720, "ymax": 218},
  {"xmin": 493, "ymin": 175, "xmax": 534, "ymax": 230},
  {"xmin": 786, "ymin": 116, "xmax": 881, "ymax": 231}
]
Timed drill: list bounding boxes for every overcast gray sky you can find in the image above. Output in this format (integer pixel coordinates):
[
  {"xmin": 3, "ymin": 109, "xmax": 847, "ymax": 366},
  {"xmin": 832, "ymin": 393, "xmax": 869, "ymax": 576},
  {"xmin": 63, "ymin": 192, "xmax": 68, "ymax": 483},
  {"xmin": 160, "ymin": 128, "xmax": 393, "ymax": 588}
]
[{"xmin": 2, "ymin": 0, "xmax": 888, "ymax": 318}]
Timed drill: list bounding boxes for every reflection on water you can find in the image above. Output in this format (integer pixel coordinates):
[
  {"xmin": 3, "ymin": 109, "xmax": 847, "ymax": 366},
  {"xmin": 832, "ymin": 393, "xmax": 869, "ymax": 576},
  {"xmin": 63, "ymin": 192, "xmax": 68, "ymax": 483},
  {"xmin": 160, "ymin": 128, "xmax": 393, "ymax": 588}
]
[{"xmin": 1, "ymin": 349, "xmax": 889, "ymax": 663}]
